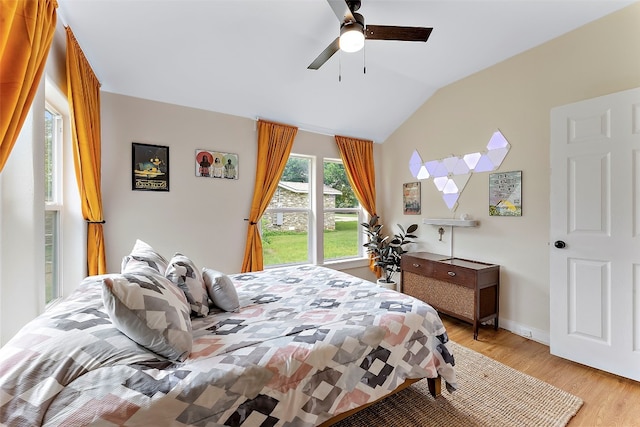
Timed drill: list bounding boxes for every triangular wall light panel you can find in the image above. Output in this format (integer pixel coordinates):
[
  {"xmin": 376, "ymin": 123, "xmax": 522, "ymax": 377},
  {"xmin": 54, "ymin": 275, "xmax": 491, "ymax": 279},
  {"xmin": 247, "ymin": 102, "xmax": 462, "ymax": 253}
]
[{"xmin": 408, "ymin": 130, "xmax": 511, "ymax": 211}]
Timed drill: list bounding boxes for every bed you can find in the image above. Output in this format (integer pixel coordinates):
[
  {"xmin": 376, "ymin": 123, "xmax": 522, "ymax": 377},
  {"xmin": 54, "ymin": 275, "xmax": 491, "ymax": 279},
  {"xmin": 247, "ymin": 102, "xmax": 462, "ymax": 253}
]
[{"xmin": 0, "ymin": 241, "xmax": 457, "ymax": 426}]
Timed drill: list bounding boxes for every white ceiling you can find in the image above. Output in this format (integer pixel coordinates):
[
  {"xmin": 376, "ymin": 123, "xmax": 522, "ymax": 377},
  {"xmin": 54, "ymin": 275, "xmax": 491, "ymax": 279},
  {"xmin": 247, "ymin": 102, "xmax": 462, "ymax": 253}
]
[{"xmin": 56, "ymin": 0, "xmax": 636, "ymax": 142}]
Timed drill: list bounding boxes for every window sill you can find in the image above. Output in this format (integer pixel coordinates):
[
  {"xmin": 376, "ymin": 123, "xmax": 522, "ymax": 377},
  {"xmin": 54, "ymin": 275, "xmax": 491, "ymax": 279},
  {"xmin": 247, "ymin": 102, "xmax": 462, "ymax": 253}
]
[
  {"xmin": 45, "ymin": 296, "xmax": 63, "ymax": 312},
  {"xmin": 322, "ymin": 257, "xmax": 370, "ymax": 270},
  {"xmin": 265, "ymin": 257, "xmax": 370, "ymax": 271}
]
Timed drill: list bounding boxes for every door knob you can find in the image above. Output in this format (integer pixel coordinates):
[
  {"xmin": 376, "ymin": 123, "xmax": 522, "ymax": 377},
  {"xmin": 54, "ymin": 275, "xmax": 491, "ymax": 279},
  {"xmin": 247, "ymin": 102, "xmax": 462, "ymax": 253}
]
[{"xmin": 554, "ymin": 240, "xmax": 566, "ymax": 249}]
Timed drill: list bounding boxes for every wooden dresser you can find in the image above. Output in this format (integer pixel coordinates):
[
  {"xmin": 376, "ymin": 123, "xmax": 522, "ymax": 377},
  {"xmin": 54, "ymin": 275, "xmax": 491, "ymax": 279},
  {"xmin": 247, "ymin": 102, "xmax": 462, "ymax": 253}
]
[{"xmin": 401, "ymin": 252, "xmax": 500, "ymax": 339}]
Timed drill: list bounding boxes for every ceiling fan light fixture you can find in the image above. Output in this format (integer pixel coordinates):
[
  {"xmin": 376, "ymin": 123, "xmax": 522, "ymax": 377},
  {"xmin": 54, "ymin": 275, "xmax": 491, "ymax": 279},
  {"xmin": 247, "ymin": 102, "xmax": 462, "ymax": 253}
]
[{"xmin": 339, "ymin": 23, "xmax": 365, "ymax": 52}]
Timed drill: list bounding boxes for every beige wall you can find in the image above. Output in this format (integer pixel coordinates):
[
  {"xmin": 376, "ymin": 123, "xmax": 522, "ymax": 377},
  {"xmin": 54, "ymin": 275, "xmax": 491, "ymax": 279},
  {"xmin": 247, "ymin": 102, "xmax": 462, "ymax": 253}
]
[
  {"xmin": 101, "ymin": 93, "xmax": 378, "ymax": 280},
  {"xmin": 379, "ymin": 3, "xmax": 640, "ymax": 341}
]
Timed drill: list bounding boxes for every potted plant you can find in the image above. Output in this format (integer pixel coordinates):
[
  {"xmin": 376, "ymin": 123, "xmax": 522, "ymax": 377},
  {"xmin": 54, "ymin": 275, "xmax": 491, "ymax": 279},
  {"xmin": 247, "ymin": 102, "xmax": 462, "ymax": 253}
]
[{"xmin": 362, "ymin": 214, "xmax": 418, "ymax": 288}]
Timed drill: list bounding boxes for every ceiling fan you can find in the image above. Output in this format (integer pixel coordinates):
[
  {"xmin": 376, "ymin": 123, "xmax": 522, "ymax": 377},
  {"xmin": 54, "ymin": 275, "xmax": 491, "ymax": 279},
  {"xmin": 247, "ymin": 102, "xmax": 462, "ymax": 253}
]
[{"xmin": 308, "ymin": 0, "xmax": 433, "ymax": 70}]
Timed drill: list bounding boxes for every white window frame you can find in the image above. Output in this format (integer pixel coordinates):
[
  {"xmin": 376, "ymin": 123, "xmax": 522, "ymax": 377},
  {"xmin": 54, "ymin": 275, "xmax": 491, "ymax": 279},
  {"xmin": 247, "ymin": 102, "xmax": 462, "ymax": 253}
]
[
  {"xmin": 263, "ymin": 154, "xmax": 313, "ymax": 267},
  {"xmin": 263, "ymin": 154, "xmax": 367, "ymax": 268},
  {"xmin": 321, "ymin": 158, "xmax": 365, "ymax": 264},
  {"xmin": 44, "ymin": 103, "xmax": 63, "ymax": 306}
]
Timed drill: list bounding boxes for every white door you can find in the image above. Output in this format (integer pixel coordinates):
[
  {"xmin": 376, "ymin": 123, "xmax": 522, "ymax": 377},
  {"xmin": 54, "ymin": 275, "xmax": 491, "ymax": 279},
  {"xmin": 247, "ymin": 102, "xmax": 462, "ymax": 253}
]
[{"xmin": 550, "ymin": 87, "xmax": 640, "ymax": 381}]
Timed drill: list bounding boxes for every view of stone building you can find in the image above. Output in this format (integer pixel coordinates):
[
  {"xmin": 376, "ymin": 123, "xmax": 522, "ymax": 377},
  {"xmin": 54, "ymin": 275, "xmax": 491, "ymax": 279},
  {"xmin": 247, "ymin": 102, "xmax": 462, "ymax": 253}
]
[{"xmin": 264, "ymin": 182, "xmax": 342, "ymax": 232}]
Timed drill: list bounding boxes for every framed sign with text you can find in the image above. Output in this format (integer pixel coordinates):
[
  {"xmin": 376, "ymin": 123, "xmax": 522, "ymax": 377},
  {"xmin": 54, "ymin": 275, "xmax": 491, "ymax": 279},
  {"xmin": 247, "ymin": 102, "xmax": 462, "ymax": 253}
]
[
  {"xmin": 489, "ymin": 170, "xmax": 521, "ymax": 216},
  {"xmin": 132, "ymin": 142, "xmax": 170, "ymax": 191},
  {"xmin": 403, "ymin": 182, "xmax": 421, "ymax": 215}
]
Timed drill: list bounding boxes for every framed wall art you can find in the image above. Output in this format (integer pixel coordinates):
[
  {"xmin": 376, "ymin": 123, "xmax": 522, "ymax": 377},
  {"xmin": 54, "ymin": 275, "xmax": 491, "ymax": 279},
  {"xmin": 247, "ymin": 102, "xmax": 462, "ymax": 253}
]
[
  {"xmin": 489, "ymin": 170, "xmax": 522, "ymax": 216},
  {"xmin": 403, "ymin": 182, "xmax": 421, "ymax": 215},
  {"xmin": 195, "ymin": 149, "xmax": 238, "ymax": 180},
  {"xmin": 132, "ymin": 142, "xmax": 169, "ymax": 191}
]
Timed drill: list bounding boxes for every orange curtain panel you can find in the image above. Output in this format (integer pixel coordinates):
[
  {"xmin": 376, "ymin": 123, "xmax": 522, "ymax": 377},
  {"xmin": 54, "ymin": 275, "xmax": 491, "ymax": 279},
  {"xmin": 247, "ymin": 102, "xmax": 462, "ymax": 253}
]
[
  {"xmin": 0, "ymin": 0, "xmax": 58, "ymax": 172},
  {"xmin": 335, "ymin": 135, "xmax": 379, "ymax": 276},
  {"xmin": 66, "ymin": 27, "xmax": 106, "ymax": 275},
  {"xmin": 241, "ymin": 120, "xmax": 298, "ymax": 273}
]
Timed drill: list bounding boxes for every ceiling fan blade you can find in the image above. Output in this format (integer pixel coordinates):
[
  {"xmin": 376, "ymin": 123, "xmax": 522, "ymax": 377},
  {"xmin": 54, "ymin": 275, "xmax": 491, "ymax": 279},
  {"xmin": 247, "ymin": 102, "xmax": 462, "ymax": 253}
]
[
  {"xmin": 308, "ymin": 37, "xmax": 340, "ymax": 70},
  {"xmin": 365, "ymin": 25, "xmax": 433, "ymax": 42},
  {"xmin": 327, "ymin": 0, "xmax": 355, "ymax": 23}
]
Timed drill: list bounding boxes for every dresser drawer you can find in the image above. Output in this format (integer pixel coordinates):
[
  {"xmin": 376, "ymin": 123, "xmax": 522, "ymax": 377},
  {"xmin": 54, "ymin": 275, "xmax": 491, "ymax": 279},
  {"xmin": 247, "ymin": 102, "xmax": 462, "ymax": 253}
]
[
  {"xmin": 401, "ymin": 255, "xmax": 433, "ymax": 276},
  {"xmin": 430, "ymin": 263, "xmax": 476, "ymax": 288}
]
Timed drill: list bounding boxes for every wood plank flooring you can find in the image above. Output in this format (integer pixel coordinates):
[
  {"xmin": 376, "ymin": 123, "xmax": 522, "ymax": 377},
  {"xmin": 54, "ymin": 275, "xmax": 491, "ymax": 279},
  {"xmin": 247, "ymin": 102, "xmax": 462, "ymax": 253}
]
[{"xmin": 442, "ymin": 316, "xmax": 640, "ymax": 427}]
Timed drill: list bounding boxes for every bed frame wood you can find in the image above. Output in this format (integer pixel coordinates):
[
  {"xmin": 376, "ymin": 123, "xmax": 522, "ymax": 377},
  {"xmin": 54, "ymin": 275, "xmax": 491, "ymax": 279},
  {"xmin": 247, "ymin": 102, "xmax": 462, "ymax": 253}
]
[{"xmin": 318, "ymin": 376, "xmax": 441, "ymax": 426}]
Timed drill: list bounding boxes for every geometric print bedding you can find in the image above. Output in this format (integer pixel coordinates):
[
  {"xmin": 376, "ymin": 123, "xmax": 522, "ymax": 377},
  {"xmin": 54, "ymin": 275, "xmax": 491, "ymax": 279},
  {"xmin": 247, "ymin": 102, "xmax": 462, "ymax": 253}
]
[
  {"xmin": 0, "ymin": 265, "xmax": 457, "ymax": 426},
  {"xmin": 102, "ymin": 271, "xmax": 193, "ymax": 362}
]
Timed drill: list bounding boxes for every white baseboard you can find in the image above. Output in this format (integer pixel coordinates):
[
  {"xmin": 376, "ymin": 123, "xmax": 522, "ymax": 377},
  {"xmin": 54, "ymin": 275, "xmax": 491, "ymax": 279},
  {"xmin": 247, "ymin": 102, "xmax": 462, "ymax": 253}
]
[{"xmin": 497, "ymin": 318, "xmax": 550, "ymax": 346}]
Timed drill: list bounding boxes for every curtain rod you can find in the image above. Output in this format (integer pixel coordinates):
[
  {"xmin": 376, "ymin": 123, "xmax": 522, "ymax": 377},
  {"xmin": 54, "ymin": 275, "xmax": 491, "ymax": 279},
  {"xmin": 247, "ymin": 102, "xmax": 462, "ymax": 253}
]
[
  {"xmin": 254, "ymin": 116, "xmax": 371, "ymax": 141},
  {"xmin": 57, "ymin": 6, "xmax": 69, "ymax": 28}
]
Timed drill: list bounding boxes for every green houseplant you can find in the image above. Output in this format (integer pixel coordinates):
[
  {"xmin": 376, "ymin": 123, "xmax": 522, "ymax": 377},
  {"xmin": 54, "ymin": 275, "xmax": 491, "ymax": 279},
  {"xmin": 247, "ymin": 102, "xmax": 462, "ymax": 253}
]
[{"xmin": 362, "ymin": 214, "xmax": 418, "ymax": 284}]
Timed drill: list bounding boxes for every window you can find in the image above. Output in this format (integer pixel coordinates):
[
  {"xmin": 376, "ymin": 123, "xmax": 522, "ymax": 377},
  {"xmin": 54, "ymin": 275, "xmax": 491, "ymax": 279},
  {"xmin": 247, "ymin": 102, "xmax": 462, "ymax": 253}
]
[
  {"xmin": 323, "ymin": 159, "xmax": 363, "ymax": 261},
  {"xmin": 45, "ymin": 106, "xmax": 62, "ymax": 304},
  {"xmin": 262, "ymin": 156, "xmax": 311, "ymax": 265},
  {"xmin": 262, "ymin": 155, "xmax": 364, "ymax": 267}
]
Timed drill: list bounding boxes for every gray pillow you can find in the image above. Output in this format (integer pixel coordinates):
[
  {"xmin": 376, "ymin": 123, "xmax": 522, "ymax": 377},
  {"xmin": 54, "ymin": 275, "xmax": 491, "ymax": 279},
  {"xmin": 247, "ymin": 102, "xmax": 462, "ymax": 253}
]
[
  {"xmin": 121, "ymin": 239, "xmax": 169, "ymax": 275},
  {"xmin": 102, "ymin": 270, "xmax": 192, "ymax": 362},
  {"xmin": 165, "ymin": 253, "xmax": 209, "ymax": 317},
  {"xmin": 202, "ymin": 268, "xmax": 240, "ymax": 312}
]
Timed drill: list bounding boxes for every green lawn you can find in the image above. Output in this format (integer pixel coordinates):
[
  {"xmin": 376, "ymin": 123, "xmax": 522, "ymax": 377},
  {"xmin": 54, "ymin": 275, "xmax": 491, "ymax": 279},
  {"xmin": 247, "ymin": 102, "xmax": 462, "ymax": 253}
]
[{"xmin": 263, "ymin": 219, "xmax": 359, "ymax": 265}]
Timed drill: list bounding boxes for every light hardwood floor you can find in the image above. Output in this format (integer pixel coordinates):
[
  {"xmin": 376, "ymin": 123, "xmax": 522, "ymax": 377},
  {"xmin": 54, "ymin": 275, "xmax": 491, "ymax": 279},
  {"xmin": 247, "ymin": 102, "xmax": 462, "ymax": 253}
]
[{"xmin": 441, "ymin": 316, "xmax": 640, "ymax": 426}]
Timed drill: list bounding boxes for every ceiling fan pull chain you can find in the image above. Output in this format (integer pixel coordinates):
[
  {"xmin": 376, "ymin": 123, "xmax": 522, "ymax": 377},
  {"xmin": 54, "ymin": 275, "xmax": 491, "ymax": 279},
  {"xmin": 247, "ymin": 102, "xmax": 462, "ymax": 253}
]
[
  {"xmin": 363, "ymin": 44, "xmax": 366, "ymax": 74},
  {"xmin": 339, "ymin": 52, "xmax": 342, "ymax": 82}
]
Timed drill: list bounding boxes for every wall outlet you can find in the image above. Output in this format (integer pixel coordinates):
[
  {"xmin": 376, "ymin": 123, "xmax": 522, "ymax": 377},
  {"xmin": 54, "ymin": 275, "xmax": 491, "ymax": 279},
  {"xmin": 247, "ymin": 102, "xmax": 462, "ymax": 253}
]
[{"xmin": 520, "ymin": 328, "xmax": 533, "ymax": 338}]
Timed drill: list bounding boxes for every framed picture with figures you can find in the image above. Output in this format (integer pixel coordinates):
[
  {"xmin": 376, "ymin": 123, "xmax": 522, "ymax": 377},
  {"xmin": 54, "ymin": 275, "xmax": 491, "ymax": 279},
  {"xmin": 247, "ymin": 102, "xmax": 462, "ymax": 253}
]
[{"xmin": 195, "ymin": 149, "xmax": 238, "ymax": 180}]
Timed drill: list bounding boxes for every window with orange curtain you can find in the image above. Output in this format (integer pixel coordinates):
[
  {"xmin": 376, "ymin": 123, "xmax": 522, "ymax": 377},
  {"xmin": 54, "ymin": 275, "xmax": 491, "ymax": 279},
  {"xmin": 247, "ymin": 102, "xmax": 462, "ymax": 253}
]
[
  {"xmin": 335, "ymin": 135, "xmax": 378, "ymax": 276},
  {"xmin": 262, "ymin": 155, "xmax": 312, "ymax": 265},
  {"xmin": 261, "ymin": 154, "xmax": 365, "ymax": 267},
  {"xmin": 66, "ymin": 26, "xmax": 106, "ymax": 276},
  {"xmin": 322, "ymin": 158, "xmax": 364, "ymax": 261},
  {"xmin": 44, "ymin": 104, "xmax": 63, "ymax": 304},
  {"xmin": 0, "ymin": 0, "xmax": 58, "ymax": 172}
]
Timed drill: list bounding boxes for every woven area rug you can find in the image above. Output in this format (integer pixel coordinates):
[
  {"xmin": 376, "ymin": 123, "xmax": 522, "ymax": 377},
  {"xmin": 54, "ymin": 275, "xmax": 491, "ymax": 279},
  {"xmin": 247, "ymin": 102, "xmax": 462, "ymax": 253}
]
[{"xmin": 333, "ymin": 341, "xmax": 583, "ymax": 427}]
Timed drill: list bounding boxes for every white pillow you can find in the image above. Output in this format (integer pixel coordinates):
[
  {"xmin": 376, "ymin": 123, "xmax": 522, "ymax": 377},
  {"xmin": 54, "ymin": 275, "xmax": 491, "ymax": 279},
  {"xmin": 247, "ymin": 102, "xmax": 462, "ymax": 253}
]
[
  {"xmin": 102, "ymin": 270, "xmax": 192, "ymax": 362},
  {"xmin": 165, "ymin": 253, "xmax": 210, "ymax": 317},
  {"xmin": 121, "ymin": 239, "xmax": 169, "ymax": 275},
  {"xmin": 202, "ymin": 268, "xmax": 240, "ymax": 312}
]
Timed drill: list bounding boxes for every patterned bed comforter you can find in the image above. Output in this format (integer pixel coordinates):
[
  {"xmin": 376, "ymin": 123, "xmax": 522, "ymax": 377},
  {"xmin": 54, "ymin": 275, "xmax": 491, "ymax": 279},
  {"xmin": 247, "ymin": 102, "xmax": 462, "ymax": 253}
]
[{"xmin": 0, "ymin": 265, "xmax": 457, "ymax": 426}]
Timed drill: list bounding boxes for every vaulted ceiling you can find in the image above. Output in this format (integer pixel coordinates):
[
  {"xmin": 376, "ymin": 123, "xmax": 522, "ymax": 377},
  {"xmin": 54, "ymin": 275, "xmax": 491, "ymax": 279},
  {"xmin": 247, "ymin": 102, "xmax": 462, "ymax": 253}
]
[{"xmin": 56, "ymin": 0, "xmax": 636, "ymax": 142}]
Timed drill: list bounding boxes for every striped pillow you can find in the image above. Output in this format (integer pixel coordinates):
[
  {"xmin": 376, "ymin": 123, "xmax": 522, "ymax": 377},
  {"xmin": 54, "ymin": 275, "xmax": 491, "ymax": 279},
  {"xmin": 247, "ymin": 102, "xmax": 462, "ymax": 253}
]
[
  {"xmin": 165, "ymin": 253, "xmax": 210, "ymax": 317},
  {"xmin": 121, "ymin": 239, "xmax": 169, "ymax": 275}
]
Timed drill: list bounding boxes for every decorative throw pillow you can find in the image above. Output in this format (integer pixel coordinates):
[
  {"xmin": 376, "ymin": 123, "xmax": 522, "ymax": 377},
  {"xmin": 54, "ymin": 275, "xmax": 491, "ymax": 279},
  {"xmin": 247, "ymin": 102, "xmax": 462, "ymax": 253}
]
[
  {"xmin": 165, "ymin": 253, "xmax": 210, "ymax": 317},
  {"xmin": 202, "ymin": 268, "xmax": 240, "ymax": 312},
  {"xmin": 121, "ymin": 239, "xmax": 169, "ymax": 275},
  {"xmin": 102, "ymin": 270, "xmax": 192, "ymax": 362}
]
